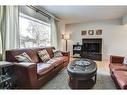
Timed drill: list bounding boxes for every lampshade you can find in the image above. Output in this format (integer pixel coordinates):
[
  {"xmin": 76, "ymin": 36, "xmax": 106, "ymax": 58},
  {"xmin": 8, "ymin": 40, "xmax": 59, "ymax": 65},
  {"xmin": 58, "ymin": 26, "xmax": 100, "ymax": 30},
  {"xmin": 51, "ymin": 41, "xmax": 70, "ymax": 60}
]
[{"xmin": 63, "ymin": 34, "xmax": 70, "ymax": 40}]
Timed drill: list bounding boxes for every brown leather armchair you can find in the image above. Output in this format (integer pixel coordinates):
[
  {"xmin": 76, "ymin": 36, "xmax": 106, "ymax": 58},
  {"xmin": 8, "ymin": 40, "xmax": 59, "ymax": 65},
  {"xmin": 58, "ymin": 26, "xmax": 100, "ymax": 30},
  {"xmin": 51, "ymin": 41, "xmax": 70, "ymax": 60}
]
[
  {"xmin": 109, "ymin": 55, "xmax": 127, "ymax": 89},
  {"xmin": 6, "ymin": 47, "xmax": 70, "ymax": 89}
]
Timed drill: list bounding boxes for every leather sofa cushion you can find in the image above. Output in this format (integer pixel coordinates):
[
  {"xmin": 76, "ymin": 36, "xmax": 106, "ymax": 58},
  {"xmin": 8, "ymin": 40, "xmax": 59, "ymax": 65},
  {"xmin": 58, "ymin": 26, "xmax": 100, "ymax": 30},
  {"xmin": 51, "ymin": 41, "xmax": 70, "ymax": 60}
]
[
  {"xmin": 61, "ymin": 56, "xmax": 68, "ymax": 62},
  {"xmin": 47, "ymin": 58, "xmax": 64, "ymax": 67},
  {"xmin": 54, "ymin": 56, "xmax": 68, "ymax": 62},
  {"xmin": 37, "ymin": 63, "xmax": 54, "ymax": 76},
  {"xmin": 114, "ymin": 70, "xmax": 127, "ymax": 89},
  {"xmin": 109, "ymin": 63, "xmax": 127, "ymax": 72}
]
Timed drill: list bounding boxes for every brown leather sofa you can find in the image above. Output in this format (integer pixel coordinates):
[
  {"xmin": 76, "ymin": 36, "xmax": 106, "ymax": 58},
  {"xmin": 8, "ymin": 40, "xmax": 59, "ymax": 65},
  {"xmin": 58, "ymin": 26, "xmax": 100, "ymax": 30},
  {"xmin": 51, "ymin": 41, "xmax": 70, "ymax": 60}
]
[
  {"xmin": 109, "ymin": 55, "xmax": 127, "ymax": 89},
  {"xmin": 5, "ymin": 47, "xmax": 70, "ymax": 89}
]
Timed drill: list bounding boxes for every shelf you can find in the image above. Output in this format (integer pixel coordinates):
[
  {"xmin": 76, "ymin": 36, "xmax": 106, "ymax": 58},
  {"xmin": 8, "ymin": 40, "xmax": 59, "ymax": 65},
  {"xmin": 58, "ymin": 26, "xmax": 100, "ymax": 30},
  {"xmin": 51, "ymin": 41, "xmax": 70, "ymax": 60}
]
[
  {"xmin": 73, "ymin": 45, "xmax": 82, "ymax": 58},
  {"xmin": 73, "ymin": 53, "xmax": 81, "ymax": 58}
]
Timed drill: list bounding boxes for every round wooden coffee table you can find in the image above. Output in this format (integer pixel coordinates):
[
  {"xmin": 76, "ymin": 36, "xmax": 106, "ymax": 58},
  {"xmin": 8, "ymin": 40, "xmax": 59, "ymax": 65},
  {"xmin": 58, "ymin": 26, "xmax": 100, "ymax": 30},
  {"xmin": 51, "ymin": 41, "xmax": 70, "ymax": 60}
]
[{"xmin": 67, "ymin": 59, "xmax": 97, "ymax": 89}]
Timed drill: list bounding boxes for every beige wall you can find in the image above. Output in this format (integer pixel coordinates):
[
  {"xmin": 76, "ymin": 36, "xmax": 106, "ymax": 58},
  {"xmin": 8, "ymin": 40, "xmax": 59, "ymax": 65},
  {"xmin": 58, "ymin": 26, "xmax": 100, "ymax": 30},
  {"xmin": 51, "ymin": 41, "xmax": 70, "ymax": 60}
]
[{"xmin": 65, "ymin": 19, "xmax": 127, "ymax": 60}]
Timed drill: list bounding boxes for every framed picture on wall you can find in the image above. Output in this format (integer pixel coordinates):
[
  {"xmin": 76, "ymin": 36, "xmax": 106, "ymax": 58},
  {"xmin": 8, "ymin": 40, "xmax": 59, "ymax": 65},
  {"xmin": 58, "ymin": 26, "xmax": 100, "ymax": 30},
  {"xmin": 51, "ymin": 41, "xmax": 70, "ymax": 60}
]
[
  {"xmin": 96, "ymin": 29, "xmax": 102, "ymax": 35},
  {"xmin": 81, "ymin": 30, "xmax": 87, "ymax": 35},
  {"xmin": 88, "ymin": 30, "xmax": 94, "ymax": 35}
]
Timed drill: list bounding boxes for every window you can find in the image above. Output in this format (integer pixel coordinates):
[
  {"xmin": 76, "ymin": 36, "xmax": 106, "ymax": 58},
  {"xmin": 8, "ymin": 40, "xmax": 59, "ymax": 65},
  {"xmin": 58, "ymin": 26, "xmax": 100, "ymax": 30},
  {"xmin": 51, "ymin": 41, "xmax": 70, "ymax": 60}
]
[{"xmin": 19, "ymin": 14, "xmax": 51, "ymax": 48}]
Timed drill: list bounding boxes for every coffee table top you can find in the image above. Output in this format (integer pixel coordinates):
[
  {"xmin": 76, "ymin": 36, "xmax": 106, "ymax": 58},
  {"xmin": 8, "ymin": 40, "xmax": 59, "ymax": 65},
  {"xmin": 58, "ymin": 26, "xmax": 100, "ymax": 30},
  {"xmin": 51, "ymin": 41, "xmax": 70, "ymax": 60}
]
[{"xmin": 67, "ymin": 59, "xmax": 97, "ymax": 77}]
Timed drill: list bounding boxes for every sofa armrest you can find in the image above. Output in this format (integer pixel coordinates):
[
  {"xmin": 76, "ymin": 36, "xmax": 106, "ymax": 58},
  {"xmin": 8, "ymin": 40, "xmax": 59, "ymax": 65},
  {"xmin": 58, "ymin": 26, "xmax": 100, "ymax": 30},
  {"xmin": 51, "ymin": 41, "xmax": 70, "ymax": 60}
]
[
  {"xmin": 14, "ymin": 62, "xmax": 36, "ymax": 68},
  {"xmin": 62, "ymin": 51, "xmax": 70, "ymax": 56},
  {"xmin": 110, "ymin": 55, "xmax": 124, "ymax": 64},
  {"xmin": 13, "ymin": 62, "xmax": 37, "ymax": 88},
  {"xmin": 62, "ymin": 51, "xmax": 70, "ymax": 63}
]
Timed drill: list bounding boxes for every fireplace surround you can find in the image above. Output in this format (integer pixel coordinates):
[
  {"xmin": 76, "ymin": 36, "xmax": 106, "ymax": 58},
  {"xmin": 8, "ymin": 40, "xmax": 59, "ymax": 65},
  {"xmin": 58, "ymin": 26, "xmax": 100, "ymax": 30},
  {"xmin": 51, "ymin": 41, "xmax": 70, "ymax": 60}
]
[{"xmin": 81, "ymin": 38, "xmax": 102, "ymax": 61}]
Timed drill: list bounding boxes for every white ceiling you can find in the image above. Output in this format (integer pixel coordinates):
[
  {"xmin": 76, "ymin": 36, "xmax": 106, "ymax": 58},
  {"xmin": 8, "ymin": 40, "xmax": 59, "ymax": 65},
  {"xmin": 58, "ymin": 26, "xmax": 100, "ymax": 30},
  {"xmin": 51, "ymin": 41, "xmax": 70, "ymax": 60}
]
[{"xmin": 40, "ymin": 6, "xmax": 127, "ymax": 24}]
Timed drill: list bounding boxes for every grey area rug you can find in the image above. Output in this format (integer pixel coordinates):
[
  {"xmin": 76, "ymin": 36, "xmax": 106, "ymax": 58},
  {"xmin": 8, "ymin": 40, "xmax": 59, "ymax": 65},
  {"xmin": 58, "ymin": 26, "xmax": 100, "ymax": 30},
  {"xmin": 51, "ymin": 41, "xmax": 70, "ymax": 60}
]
[{"xmin": 41, "ymin": 68, "xmax": 116, "ymax": 89}]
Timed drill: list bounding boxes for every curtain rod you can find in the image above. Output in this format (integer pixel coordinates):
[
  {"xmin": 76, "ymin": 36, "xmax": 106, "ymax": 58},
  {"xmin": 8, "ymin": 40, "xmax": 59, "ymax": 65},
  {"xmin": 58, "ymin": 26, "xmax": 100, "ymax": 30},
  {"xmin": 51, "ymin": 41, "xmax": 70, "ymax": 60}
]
[{"xmin": 26, "ymin": 5, "xmax": 60, "ymax": 21}]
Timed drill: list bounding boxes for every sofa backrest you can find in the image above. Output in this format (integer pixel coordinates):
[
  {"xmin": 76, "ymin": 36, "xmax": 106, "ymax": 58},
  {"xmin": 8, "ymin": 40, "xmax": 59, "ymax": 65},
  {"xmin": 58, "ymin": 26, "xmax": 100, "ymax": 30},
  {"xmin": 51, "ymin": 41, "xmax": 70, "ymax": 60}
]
[
  {"xmin": 31, "ymin": 47, "xmax": 55, "ymax": 62},
  {"xmin": 6, "ymin": 47, "xmax": 55, "ymax": 63}
]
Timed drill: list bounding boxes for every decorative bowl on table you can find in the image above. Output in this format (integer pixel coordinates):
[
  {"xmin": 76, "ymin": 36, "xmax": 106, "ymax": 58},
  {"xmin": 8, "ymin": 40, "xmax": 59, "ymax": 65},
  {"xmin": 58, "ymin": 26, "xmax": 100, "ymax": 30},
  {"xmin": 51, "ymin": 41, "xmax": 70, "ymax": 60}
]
[{"xmin": 75, "ymin": 60, "xmax": 91, "ymax": 66}]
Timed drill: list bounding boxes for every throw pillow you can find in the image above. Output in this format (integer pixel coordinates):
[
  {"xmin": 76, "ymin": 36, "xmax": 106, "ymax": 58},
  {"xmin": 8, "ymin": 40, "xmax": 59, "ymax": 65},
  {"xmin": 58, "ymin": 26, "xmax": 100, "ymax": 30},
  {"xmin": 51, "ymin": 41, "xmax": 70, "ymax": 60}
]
[
  {"xmin": 38, "ymin": 49, "xmax": 50, "ymax": 62},
  {"xmin": 123, "ymin": 56, "xmax": 127, "ymax": 65},
  {"xmin": 15, "ymin": 52, "xmax": 32, "ymax": 62},
  {"xmin": 53, "ymin": 50, "xmax": 63, "ymax": 58}
]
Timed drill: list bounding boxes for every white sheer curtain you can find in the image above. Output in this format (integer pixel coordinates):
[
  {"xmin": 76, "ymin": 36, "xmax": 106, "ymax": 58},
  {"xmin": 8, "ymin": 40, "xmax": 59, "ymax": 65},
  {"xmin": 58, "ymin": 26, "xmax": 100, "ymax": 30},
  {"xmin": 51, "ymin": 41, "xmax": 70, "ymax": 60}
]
[
  {"xmin": 50, "ymin": 18, "xmax": 59, "ymax": 49},
  {"xmin": 0, "ymin": 7, "xmax": 3, "ymax": 54},
  {"xmin": 6, "ymin": 6, "xmax": 19, "ymax": 49},
  {"xmin": 0, "ymin": 6, "xmax": 6, "ymax": 59},
  {"xmin": 0, "ymin": 6, "xmax": 19, "ymax": 60}
]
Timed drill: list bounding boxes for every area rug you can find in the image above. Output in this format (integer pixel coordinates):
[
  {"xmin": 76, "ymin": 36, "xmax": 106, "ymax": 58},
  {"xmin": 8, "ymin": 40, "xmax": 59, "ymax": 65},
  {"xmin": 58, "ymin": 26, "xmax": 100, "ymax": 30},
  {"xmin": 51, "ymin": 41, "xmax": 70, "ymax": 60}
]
[{"xmin": 41, "ymin": 68, "xmax": 116, "ymax": 89}]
